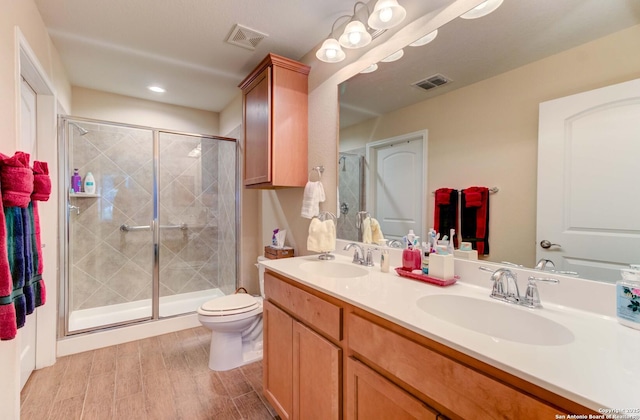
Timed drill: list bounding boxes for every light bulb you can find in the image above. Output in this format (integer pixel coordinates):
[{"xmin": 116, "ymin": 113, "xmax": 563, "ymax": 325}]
[
  {"xmin": 379, "ymin": 7, "xmax": 393, "ymax": 23},
  {"xmin": 326, "ymin": 48, "xmax": 337, "ymax": 59},
  {"xmin": 348, "ymin": 31, "xmax": 362, "ymax": 45}
]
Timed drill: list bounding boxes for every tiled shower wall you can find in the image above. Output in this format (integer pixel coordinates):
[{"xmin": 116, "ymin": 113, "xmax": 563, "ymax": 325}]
[
  {"xmin": 337, "ymin": 150, "xmax": 365, "ymax": 242},
  {"xmin": 69, "ymin": 121, "xmax": 236, "ymax": 311}
]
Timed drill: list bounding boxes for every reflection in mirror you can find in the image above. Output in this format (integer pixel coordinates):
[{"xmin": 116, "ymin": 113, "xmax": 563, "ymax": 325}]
[
  {"xmin": 338, "ymin": 0, "xmax": 640, "ymax": 283},
  {"xmin": 336, "ymin": 152, "xmax": 365, "ymax": 242}
]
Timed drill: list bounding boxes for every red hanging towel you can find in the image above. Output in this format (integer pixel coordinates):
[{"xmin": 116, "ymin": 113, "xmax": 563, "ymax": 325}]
[
  {"xmin": 434, "ymin": 188, "xmax": 459, "ymax": 248},
  {"xmin": 30, "ymin": 161, "xmax": 49, "ymax": 307},
  {"xmin": 0, "ymin": 173, "xmax": 17, "ymax": 340},
  {"xmin": 461, "ymin": 187, "xmax": 490, "ymax": 255},
  {"xmin": 0, "ymin": 152, "xmax": 34, "ymax": 208}
]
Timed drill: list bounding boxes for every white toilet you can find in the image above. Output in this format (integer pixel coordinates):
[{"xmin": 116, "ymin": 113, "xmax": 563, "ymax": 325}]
[{"xmin": 197, "ymin": 259, "xmax": 266, "ymax": 371}]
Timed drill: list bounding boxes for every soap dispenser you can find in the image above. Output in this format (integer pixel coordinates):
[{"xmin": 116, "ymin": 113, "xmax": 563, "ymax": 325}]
[{"xmin": 402, "ymin": 230, "xmax": 421, "ymax": 271}]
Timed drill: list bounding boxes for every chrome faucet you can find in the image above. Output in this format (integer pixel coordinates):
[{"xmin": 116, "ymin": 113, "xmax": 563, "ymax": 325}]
[
  {"xmin": 388, "ymin": 239, "xmax": 403, "ymax": 248},
  {"xmin": 343, "ymin": 243, "xmax": 375, "ymax": 267},
  {"xmin": 534, "ymin": 258, "xmax": 555, "ymax": 271},
  {"xmin": 479, "ymin": 267, "xmax": 559, "ymax": 308},
  {"xmin": 523, "ymin": 276, "xmax": 560, "ymax": 308},
  {"xmin": 480, "ymin": 267, "xmax": 520, "ymax": 304},
  {"xmin": 535, "ymin": 258, "xmax": 579, "ymax": 276}
]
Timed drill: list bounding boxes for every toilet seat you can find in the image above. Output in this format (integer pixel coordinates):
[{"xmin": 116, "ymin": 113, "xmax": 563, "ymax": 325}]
[{"xmin": 198, "ymin": 294, "xmax": 260, "ymax": 317}]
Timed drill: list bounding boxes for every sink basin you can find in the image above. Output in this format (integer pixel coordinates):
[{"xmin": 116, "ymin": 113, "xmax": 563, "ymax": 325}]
[
  {"xmin": 300, "ymin": 261, "xmax": 369, "ymax": 278},
  {"xmin": 416, "ymin": 295, "xmax": 574, "ymax": 346}
]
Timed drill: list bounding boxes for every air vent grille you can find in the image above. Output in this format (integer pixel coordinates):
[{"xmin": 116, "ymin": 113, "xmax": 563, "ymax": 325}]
[
  {"xmin": 413, "ymin": 74, "xmax": 451, "ymax": 91},
  {"xmin": 226, "ymin": 24, "xmax": 268, "ymax": 51}
]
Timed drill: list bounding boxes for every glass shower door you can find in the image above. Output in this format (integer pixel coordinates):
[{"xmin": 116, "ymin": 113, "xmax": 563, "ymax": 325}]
[
  {"xmin": 66, "ymin": 120, "xmax": 154, "ymax": 333},
  {"xmin": 157, "ymin": 132, "xmax": 237, "ymax": 317}
]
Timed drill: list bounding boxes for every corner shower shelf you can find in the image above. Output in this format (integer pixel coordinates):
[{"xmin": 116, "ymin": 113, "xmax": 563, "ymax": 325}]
[{"xmin": 70, "ymin": 192, "xmax": 100, "ymax": 198}]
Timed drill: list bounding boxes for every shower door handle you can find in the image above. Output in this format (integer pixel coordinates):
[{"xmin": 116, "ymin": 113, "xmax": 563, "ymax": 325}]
[{"xmin": 68, "ymin": 204, "xmax": 80, "ymax": 215}]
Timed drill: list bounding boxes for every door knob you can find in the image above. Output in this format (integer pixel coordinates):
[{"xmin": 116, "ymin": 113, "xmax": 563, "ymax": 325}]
[{"xmin": 540, "ymin": 240, "xmax": 561, "ymax": 249}]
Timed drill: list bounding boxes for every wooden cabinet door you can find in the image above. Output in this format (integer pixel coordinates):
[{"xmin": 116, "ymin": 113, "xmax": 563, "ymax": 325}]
[
  {"xmin": 243, "ymin": 66, "xmax": 271, "ymax": 186},
  {"xmin": 293, "ymin": 321, "xmax": 341, "ymax": 420},
  {"xmin": 347, "ymin": 358, "xmax": 439, "ymax": 420},
  {"xmin": 263, "ymin": 300, "xmax": 293, "ymax": 420}
]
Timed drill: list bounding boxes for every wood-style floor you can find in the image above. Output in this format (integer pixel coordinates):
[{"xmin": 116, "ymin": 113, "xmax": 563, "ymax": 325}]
[{"xmin": 20, "ymin": 326, "xmax": 278, "ymax": 420}]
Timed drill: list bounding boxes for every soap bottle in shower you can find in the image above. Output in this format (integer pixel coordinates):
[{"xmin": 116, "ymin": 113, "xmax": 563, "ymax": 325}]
[
  {"xmin": 84, "ymin": 172, "xmax": 96, "ymax": 194},
  {"xmin": 71, "ymin": 169, "xmax": 82, "ymax": 193}
]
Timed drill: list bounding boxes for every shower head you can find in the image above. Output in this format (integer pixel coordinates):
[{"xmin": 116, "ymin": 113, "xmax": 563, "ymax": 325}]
[{"xmin": 69, "ymin": 122, "xmax": 89, "ymax": 136}]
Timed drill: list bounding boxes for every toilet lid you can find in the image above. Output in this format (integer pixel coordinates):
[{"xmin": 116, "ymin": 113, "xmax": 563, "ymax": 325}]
[{"xmin": 200, "ymin": 294, "xmax": 260, "ymax": 316}]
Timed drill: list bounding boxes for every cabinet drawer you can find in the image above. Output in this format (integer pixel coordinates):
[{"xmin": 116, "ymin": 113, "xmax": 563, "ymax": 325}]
[
  {"xmin": 347, "ymin": 313, "xmax": 560, "ymax": 419},
  {"xmin": 265, "ymin": 272, "xmax": 342, "ymax": 341},
  {"xmin": 347, "ymin": 358, "xmax": 438, "ymax": 420}
]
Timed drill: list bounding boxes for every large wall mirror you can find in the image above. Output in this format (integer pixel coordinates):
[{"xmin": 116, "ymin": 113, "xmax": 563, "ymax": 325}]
[{"xmin": 337, "ymin": 0, "xmax": 640, "ymax": 283}]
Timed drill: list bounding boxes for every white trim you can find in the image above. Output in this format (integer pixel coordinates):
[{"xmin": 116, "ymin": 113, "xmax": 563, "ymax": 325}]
[
  {"xmin": 16, "ymin": 27, "xmax": 58, "ymax": 373},
  {"xmin": 365, "ymin": 130, "xmax": 429, "ymax": 240}
]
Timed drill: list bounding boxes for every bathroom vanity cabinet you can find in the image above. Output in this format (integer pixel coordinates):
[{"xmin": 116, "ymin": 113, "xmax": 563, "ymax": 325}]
[
  {"xmin": 239, "ymin": 53, "xmax": 310, "ymax": 189},
  {"xmin": 263, "ymin": 270, "xmax": 595, "ymax": 419}
]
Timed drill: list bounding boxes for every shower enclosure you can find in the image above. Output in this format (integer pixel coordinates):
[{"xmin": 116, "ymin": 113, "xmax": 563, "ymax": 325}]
[
  {"xmin": 59, "ymin": 117, "xmax": 238, "ymax": 335},
  {"xmin": 337, "ymin": 151, "xmax": 365, "ymax": 242}
]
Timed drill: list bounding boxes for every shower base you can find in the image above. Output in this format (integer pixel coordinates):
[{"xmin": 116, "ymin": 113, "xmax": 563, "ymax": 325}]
[{"xmin": 68, "ymin": 288, "xmax": 224, "ymax": 332}]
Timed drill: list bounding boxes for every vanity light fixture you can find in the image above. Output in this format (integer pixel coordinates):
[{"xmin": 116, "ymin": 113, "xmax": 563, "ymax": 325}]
[
  {"xmin": 360, "ymin": 63, "xmax": 378, "ymax": 74},
  {"xmin": 339, "ymin": 20, "xmax": 372, "ymax": 49},
  {"xmin": 409, "ymin": 29, "xmax": 438, "ymax": 47},
  {"xmin": 316, "ymin": 14, "xmax": 352, "ymax": 63},
  {"xmin": 316, "ymin": 38, "xmax": 347, "ymax": 63},
  {"xmin": 368, "ymin": 0, "xmax": 407, "ymax": 30},
  {"xmin": 148, "ymin": 86, "xmax": 166, "ymax": 93},
  {"xmin": 381, "ymin": 49, "xmax": 404, "ymax": 63},
  {"xmin": 460, "ymin": 0, "xmax": 504, "ymax": 19},
  {"xmin": 317, "ymin": 0, "xmax": 405, "ymax": 63}
]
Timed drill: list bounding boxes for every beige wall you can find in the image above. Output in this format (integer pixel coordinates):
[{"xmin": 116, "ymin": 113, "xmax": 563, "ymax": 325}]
[
  {"xmin": 340, "ymin": 24, "xmax": 640, "ymax": 266},
  {"xmin": 250, "ymin": 0, "xmax": 486, "ymax": 259},
  {"xmin": 72, "ymin": 87, "xmax": 220, "ymax": 135},
  {"xmin": 0, "ymin": 1, "xmax": 72, "ymax": 418}
]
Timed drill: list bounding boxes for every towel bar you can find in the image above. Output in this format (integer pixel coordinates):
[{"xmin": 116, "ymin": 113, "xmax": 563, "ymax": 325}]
[{"xmin": 120, "ymin": 223, "xmax": 187, "ymax": 232}]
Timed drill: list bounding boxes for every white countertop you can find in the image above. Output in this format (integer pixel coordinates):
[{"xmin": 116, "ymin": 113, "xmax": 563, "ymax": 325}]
[{"xmin": 260, "ymin": 254, "xmax": 640, "ymax": 413}]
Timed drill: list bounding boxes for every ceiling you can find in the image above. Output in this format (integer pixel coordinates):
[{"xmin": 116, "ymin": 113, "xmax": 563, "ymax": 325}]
[
  {"xmin": 34, "ymin": 0, "xmax": 640, "ymax": 117},
  {"xmin": 33, "ymin": 0, "xmax": 360, "ymax": 112}
]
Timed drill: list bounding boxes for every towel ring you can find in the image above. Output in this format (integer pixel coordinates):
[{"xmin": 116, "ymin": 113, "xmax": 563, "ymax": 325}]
[
  {"xmin": 308, "ymin": 166, "xmax": 324, "ymax": 181},
  {"xmin": 317, "ymin": 211, "xmax": 337, "ymax": 225}
]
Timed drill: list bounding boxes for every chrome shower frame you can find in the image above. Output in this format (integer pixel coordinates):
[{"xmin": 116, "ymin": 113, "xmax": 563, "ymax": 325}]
[{"xmin": 57, "ymin": 116, "xmax": 240, "ymax": 337}]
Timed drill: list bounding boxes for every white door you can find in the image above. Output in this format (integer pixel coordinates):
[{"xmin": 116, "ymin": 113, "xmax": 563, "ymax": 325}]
[
  {"xmin": 19, "ymin": 77, "xmax": 37, "ymax": 390},
  {"xmin": 537, "ymin": 78, "xmax": 640, "ymax": 283},
  {"xmin": 368, "ymin": 132, "xmax": 426, "ymax": 240}
]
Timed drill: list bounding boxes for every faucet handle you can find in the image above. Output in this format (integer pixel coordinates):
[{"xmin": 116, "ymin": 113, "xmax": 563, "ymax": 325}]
[
  {"xmin": 523, "ymin": 276, "xmax": 559, "ymax": 308},
  {"xmin": 364, "ymin": 247, "xmax": 377, "ymax": 267}
]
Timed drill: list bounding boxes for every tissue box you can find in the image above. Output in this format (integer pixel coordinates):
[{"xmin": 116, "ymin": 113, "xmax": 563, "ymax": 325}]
[
  {"xmin": 429, "ymin": 254, "xmax": 455, "ymax": 280},
  {"xmin": 264, "ymin": 246, "xmax": 294, "ymax": 259},
  {"xmin": 454, "ymin": 249, "xmax": 478, "ymax": 260}
]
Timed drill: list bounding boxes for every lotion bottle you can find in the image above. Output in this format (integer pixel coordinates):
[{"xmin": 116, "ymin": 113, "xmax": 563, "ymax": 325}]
[{"xmin": 84, "ymin": 171, "xmax": 96, "ymax": 194}]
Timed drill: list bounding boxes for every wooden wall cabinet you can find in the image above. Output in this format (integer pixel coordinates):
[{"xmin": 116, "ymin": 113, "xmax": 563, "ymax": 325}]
[
  {"xmin": 263, "ymin": 271, "xmax": 593, "ymax": 419},
  {"xmin": 239, "ymin": 53, "xmax": 310, "ymax": 188}
]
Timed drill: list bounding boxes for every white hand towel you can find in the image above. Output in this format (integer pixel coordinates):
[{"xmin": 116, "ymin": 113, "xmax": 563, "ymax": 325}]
[
  {"xmin": 361, "ymin": 217, "xmax": 372, "ymax": 244},
  {"xmin": 301, "ymin": 181, "xmax": 325, "ymax": 219},
  {"xmin": 307, "ymin": 218, "xmax": 336, "ymax": 253},
  {"xmin": 370, "ymin": 217, "xmax": 385, "ymax": 244}
]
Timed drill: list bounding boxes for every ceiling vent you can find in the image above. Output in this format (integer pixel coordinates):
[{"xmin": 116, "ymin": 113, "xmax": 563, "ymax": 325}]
[
  {"xmin": 413, "ymin": 74, "xmax": 451, "ymax": 91},
  {"xmin": 226, "ymin": 24, "xmax": 268, "ymax": 51}
]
